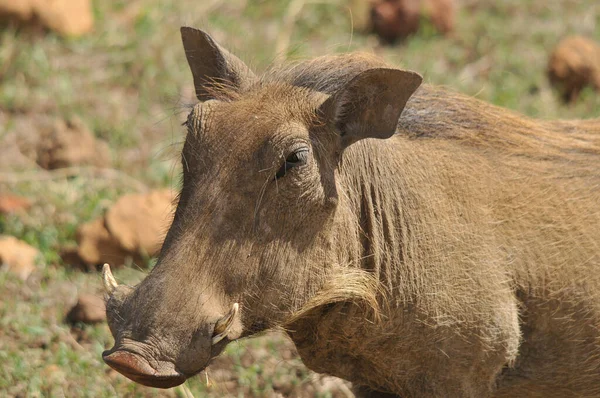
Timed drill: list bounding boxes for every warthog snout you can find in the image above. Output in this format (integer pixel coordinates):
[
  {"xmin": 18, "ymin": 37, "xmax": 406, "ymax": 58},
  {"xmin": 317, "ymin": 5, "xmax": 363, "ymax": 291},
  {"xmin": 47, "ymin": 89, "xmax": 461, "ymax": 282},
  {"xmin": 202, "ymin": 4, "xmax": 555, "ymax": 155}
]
[
  {"xmin": 102, "ymin": 349, "xmax": 186, "ymax": 389},
  {"xmin": 101, "ymin": 264, "xmax": 241, "ymax": 388}
]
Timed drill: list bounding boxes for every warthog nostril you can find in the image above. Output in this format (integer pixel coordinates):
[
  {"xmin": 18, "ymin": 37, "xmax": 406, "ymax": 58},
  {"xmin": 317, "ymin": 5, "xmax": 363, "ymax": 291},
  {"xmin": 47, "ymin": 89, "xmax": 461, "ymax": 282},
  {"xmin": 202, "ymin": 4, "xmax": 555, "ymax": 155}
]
[{"xmin": 102, "ymin": 349, "xmax": 186, "ymax": 389}]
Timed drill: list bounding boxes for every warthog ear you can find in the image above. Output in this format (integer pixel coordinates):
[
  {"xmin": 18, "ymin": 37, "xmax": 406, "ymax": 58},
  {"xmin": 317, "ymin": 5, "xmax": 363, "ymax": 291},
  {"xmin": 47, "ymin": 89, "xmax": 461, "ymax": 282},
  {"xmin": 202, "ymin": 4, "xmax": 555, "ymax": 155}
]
[
  {"xmin": 180, "ymin": 27, "xmax": 255, "ymax": 101},
  {"xmin": 322, "ymin": 68, "xmax": 422, "ymax": 147}
]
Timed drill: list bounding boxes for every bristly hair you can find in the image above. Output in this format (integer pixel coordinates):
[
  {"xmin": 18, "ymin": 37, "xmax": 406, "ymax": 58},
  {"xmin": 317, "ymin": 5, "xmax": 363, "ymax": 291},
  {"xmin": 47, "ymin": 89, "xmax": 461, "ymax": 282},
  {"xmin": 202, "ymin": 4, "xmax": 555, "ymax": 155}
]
[
  {"xmin": 281, "ymin": 267, "xmax": 385, "ymax": 328},
  {"xmin": 198, "ymin": 51, "xmax": 600, "ymax": 171},
  {"xmin": 202, "ymin": 52, "xmax": 388, "ymax": 102}
]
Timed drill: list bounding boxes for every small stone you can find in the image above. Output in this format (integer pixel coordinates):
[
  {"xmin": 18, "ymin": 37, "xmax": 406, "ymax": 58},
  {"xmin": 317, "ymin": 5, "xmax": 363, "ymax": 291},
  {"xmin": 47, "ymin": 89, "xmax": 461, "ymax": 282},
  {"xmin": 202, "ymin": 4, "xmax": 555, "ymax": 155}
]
[
  {"xmin": 105, "ymin": 189, "xmax": 174, "ymax": 256},
  {"xmin": 0, "ymin": 195, "xmax": 31, "ymax": 215},
  {"xmin": 60, "ymin": 246, "xmax": 96, "ymax": 272},
  {"xmin": 36, "ymin": 117, "xmax": 110, "ymax": 170},
  {"xmin": 371, "ymin": 0, "xmax": 421, "ymax": 43},
  {"xmin": 0, "ymin": 0, "xmax": 34, "ymax": 22},
  {"xmin": 0, "ymin": 0, "xmax": 94, "ymax": 37},
  {"xmin": 0, "ymin": 236, "xmax": 39, "ymax": 280},
  {"xmin": 370, "ymin": 0, "xmax": 455, "ymax": 43},
  {"xmin": 425, "ymin": 0, "xmax": 455, "ymax": 35},
  {"xmin": 68, "ymin": 190, "xmax": 174, "ymax": 269},
  {"xmin": 75, "ymin": 218, "xmax": 134, "ymax": 268},
  {"xmin": 35, "ymin": 0, "xmax": 94, "ymax": 37},
  {"xmin": 548, "ymin": 36, "xmax": 600, "ymax": 102},
  {"xmin": 66, "ymin": 293, "xmax": 106, "ymax": 324}
]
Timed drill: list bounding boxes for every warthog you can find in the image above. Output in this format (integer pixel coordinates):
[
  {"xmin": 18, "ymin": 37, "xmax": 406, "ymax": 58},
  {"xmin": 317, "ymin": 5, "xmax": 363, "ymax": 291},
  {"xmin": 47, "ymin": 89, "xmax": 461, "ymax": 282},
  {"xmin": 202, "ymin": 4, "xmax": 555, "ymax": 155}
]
[{"xmin": 102, "ymin": 27, "xmax": 600, "ymax": 397}]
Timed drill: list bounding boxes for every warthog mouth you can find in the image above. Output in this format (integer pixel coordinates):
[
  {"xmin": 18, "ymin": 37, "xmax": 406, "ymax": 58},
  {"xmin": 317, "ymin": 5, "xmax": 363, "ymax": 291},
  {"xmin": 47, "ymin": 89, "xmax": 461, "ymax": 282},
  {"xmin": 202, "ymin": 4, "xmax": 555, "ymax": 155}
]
[
  {"xmin": 101, "ymin": 264, "xmax": 241, "ymax": 389},
  {"xmin": 102, "ymin": 349, "xmax": 187, "ymax": 389}
]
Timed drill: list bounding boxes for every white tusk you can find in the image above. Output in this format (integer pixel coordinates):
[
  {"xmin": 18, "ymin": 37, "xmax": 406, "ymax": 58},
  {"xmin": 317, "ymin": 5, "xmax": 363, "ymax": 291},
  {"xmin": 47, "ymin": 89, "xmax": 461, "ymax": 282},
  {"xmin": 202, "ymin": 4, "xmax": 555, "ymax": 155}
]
[
  {"xmin": 212, "ymin": 303, "xmax": 239, "ymax": 344},
  {"xmin": 102, "ymin": 263, "xmax": 118, "ymax": 295}
]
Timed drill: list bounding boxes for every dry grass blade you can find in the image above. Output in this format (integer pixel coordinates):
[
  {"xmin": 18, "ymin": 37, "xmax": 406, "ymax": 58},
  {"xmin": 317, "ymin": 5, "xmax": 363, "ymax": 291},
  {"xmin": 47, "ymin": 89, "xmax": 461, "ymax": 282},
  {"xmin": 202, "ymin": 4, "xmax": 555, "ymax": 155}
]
[{"xmin": 176, "ymin": 383, "xmax": 196, "ymax": 398}]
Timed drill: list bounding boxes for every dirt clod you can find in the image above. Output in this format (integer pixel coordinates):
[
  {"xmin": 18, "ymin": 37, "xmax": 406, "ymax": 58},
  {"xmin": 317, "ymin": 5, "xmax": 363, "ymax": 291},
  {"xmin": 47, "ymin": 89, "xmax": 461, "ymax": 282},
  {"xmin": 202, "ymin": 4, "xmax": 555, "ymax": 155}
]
[
  {"xmin": 36, "ymin": 117, "xmax": 110, "ymax": 170},
  {"xmin": 370, "ymin": 0, "xmax": 455, "ymax": 43},
  {"xmin": 548, "ymin": 36, "xmax": 600, "ymax": 103},
  {"xmin": 72, "ymin": 218, "xmax": 134, "ymax": 270},
  {"xmin": 105, "ymin": 189, "xmax": 174, "ymax": 256},
  {"xmin": 0, "ymin": 0, "xmax": 94, "ymax": 37},
  {"xmin": 0, "ymin": 236, "xmax": 39, "ymax": 280},
  {"xmin": 66, "ymin": 190, "xmax": 175, "ymax": 269},
  {"xmin": 0, "ymin": 195, "xmax": 31, "ymax": 215},
  {"xmin": 66, "ymin": 293, "xmax": 106, "ymax": 324}
]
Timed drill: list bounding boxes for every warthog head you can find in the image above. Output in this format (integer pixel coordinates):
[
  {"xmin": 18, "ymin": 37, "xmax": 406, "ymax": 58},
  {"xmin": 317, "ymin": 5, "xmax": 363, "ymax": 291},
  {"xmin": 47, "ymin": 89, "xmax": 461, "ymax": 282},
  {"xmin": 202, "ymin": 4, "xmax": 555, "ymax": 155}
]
[{"xmin": 102, "ymin": 27, "xmax": 421, "ymax": 388}]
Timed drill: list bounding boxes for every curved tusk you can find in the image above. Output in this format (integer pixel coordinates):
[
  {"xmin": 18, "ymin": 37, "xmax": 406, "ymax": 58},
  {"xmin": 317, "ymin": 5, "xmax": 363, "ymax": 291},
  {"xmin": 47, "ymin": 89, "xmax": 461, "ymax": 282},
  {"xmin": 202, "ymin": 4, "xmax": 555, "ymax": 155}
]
[
  {"xmin": 212, "ymin": 303, "xmax": 239, "ymax": 344},
  {"xmin": 102, "ymin": 263, "xmax": 118, "ymax": 295}
]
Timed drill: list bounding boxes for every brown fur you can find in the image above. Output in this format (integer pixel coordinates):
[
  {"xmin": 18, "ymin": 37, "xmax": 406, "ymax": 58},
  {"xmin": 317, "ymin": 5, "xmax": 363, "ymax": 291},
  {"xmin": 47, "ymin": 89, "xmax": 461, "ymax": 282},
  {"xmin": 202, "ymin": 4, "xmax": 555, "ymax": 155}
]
[
  {"xmin": 548, "ymin": 35, "xmax": 600, "ymax": 102},
  {"xmin": 104, "ymin": 29, "xmax": 600, "ymax": 397}
]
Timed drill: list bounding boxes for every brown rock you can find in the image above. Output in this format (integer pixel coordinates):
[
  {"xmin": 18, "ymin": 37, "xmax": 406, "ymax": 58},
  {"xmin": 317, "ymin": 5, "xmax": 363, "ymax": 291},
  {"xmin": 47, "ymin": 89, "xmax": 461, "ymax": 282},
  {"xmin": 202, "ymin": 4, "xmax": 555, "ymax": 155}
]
[
  {"xmin": 425, "ymin": 0, "xmax": 455, "ymax": 35},
  {"xmin": 75, "ymin": 218, "xmax": 134, "ymax": 268},
  {"xmin": 370, "ymin": 0, "xmax": 455, "ymax": 43},
  {"xmin": 71, "ymin": 190, "xmax": 174, "ymax": 269},
  {"xmin": 0, "ymin": 0, "xmax": 34, "ymax": 22},
  {"xmin": 66, "ymin": 293, "xmax": 106, "ymax": 324},
  {"xmin": 371, "ymin": 0, "xmax": 420, "ymax": 43},
  {"xmin": 548, "ymin": 36, "xmax": 600, "ymax": 103},
  {"xmin": 59, "ymin": 246, "xmax": 90, "ymax": 271},
  {"xmin": 0, "ymin": 236, "xmax": 39, "ymax": 280},
  {"xmin": 105, "ymin": 190, "xmax": 174, "ymax": 256},
  {"xmin": 36, "ymin": 117, "xmax": 110, "ymax": 170},
  {"xmin": 36, "ymin": 0, "xmax": 94, "ymax": 37},
  {"xmin": 0, "ymin": 0, "xmax": 93, "ymax": 37},
  {"xmin": 0, "ymin": 130, "xmax": 40, "ymax": 172},
  {"xmin": 0, "ymin": 195, "xmax": 31, "ymax": 215}
]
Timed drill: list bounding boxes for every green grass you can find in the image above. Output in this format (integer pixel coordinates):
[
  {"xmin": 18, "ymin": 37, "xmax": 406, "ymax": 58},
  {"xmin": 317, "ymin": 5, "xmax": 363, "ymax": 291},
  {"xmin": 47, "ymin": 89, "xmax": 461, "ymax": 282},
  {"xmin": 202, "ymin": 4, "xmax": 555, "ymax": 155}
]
[{"xmin": 0, "ymin": 0, "xmax": 599, "ymax": 396}]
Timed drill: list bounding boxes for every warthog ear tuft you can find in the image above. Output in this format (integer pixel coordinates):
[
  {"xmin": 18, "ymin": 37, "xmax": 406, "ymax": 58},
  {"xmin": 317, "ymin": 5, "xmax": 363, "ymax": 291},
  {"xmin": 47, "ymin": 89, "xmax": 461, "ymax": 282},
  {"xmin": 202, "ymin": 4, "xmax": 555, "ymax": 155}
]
[
  {"xmin": 321, "ymin": 68, "xmax": 422, "ymax": 147},
  {"xmin": 180, "ymin": 27, "xmax": 255, "ymax": 101}
]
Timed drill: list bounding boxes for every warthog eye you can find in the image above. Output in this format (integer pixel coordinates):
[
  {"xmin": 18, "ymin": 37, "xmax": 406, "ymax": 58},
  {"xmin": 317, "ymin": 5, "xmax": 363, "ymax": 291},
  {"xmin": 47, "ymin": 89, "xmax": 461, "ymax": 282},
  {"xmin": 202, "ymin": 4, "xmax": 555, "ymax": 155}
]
[{"xmin": 274, "ymin": 147, "xmax": 309, "ymax": 180}]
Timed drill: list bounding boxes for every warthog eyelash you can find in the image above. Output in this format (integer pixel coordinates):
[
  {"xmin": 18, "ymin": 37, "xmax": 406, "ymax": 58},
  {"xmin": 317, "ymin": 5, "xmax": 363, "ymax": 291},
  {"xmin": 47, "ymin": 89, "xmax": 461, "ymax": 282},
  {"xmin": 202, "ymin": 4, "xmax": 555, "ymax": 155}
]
[{"xmin": 273, "ymin": 148, "xmax": 309, "ymax": 180}]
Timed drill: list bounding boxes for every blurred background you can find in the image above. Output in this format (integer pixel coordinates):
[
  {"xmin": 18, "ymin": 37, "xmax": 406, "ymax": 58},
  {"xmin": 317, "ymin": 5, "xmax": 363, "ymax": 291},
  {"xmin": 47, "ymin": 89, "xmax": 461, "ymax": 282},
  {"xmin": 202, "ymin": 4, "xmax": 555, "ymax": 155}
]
[{"xmin": 0, "ymin": 0, "xmax": 598, "ymax": 396}]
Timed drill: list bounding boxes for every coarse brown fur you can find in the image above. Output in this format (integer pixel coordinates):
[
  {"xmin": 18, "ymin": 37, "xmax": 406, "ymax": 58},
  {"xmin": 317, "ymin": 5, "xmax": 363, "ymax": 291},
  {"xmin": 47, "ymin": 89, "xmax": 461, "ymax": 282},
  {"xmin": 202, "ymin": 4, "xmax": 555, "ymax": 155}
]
[{"xmin": 103, "ymin": 28, "xmax": 600, "ymax": 397}]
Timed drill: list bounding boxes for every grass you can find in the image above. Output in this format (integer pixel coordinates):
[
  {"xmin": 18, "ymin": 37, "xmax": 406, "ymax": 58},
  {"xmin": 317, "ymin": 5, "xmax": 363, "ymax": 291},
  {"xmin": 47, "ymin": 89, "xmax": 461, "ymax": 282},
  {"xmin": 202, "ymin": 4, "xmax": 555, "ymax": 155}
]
[{"xmin": 0, "ymin": 0, "xmax": 599, "ymax": 396}]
